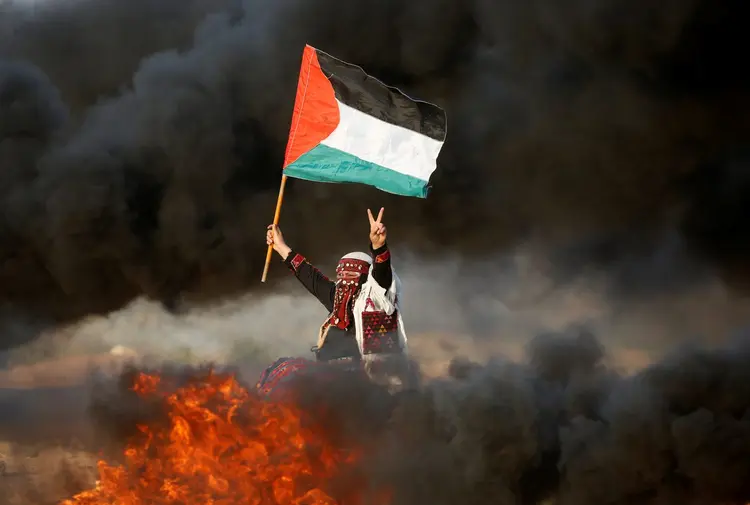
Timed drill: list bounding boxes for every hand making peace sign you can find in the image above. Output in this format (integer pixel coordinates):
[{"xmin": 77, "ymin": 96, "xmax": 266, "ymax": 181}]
[{"xmin": 367, "ymin": 207, "xmax": 387, "ymax": 249}]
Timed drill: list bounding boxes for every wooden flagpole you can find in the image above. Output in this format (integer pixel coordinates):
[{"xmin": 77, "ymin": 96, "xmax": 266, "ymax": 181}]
[{"xmin": 261, "ymin": 174, "xmax": 288, "ymax": 283}]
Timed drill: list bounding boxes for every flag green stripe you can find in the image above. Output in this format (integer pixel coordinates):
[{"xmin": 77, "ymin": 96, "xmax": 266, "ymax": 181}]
[{"xmin": 284, "ymin": 144, "xmax": 430, "ymax": 198}]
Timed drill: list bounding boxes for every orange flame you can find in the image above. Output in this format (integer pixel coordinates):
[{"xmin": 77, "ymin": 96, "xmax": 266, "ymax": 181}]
[{"xmin": 61, "ymin": 370, "xmax": 387, "ymax": 505}]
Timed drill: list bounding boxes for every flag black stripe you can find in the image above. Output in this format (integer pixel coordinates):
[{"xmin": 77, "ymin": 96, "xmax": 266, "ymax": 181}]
[{"xmin": 315, "ymin": 49, "xmax": 446, "ymax": 143}]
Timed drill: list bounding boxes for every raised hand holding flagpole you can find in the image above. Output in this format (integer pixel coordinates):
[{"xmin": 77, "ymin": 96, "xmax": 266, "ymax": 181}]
[{"xmin": 260, "ymin": 44, "xmax": 445, "ymax": 282}]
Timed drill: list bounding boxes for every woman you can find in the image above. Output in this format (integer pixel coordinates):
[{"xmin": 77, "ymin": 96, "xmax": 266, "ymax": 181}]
[{"xmin": 259, "ymin": 208, "xmax": 411, "ymax": 394}]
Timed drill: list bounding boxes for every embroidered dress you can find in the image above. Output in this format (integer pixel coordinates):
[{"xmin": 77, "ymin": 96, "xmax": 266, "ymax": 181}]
[
  {"xmin": 361, "ymin": 298, "xmax": 401, "ymax": 355},
  {"xmin": 256, "ymin": 356, "xmax": 365, "ymax": 398},
  {"xmin": 255, "ymin": 357, "xmax": 312, "ymax": 397}
]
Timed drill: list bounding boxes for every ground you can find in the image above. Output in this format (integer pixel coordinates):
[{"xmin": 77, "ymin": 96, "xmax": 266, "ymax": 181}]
[{"xmin": 0, "ymin": 441, "xmax": 97, "ymax": 505}]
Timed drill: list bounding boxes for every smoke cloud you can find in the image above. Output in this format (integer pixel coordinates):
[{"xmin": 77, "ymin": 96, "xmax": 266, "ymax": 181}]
[
  {"xmin": 1, "ymin": 0, "xmax": 749, "ymax": 346},
  {"xmin": 0, "ymin": 271, "xmax": 748, "ymax": 503},
  {"xmin": 2, "ymin": 1, "xmax": 749, "ymax": 500},
  {"xmin": 67, "ymin": 330, "xmax": 750, "ymax": 505}
]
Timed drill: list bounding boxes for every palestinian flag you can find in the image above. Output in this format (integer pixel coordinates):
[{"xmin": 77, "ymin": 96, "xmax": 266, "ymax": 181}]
[{"xmin": 282, "ymin": 45, "xmax": 447, "ymax": 198}]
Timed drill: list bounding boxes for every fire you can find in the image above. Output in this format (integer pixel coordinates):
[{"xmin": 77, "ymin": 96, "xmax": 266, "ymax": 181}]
[{"xmin": 62, "ymin": 370, "xmax": 385, "ymax": 505}]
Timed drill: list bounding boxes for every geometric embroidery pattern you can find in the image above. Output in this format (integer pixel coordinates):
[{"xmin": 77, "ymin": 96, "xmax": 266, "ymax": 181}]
[
  {"xmin": 255, "ymin": 357, "xmax": 311, "ymax": 396},
  {"xmin": 256, "ymin": 357, "xmax": 367, "ymax": 398},
  {"xmin": 290, "ymin": 253, "xmax": 305, "ymax": 271},
  {"xmin": 361, "ymin": 303, "xmax": 401, "ymax": 355},
  {"xmin": 375, "ymin": 249, "xmax": 390, "ymax": 263}
]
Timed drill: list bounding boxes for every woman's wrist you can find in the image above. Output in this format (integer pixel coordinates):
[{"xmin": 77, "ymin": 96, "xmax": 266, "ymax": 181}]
[
  {"xmin": 275, "ymin": 244, "xmax": 292, "ymax": 259},
  {"xmin": 371, "ymin": 241, "xmax": 387, "ymax": 253}
]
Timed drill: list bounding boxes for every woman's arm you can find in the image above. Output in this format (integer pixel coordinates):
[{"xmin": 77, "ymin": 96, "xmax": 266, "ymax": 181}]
[
  {"xmin": 370, "ymin": 242, "xmax": 392, "ymax": 289},
  {"xmin": 267, "ymin": 224, "xmax": 335, "ymax": 311},
  {"xmin": 282, "ymin": 250, "xmax": 335, "ymax": 312},
  {"xmin": 367, "ymin": 208, "xmax": 392, "ymax": 289}
]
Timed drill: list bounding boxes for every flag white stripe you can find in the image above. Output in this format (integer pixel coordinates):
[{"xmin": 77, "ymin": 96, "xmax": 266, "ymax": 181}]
[{"xmin": 320, "ymin": 100, "xmax": 443, "ymax": 182}]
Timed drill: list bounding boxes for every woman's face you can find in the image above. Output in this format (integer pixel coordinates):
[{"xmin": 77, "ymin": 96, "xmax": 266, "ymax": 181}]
[
  {"xmin": 337, "ymin": 270, "xmax": 361, "ymax": 282},
  {"xmin": 335, "ymin": 257, "xmax": 370, "ymax": 284}
]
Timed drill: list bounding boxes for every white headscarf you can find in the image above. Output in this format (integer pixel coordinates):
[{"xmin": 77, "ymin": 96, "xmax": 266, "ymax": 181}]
[{"xmin": 339, "ymin": 251, "xmax": 373, "ymax": 264}]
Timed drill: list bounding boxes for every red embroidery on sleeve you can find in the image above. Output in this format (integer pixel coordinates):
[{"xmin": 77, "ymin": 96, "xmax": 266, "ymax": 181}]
[
  {"xmin": 375, "ymin": 249, "xmax": 390, "ymax": 263},
  {"xmin": 290, "ymin": 253, "xmax": 305, "ymax": 271}
]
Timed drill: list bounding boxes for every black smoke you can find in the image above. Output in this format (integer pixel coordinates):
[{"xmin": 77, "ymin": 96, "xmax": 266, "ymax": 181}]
[
  {"xmin": 1, "ymin": 0, "xmax": 749, "ymax": 343},
  {"xmin": 78, "ymin": 330, "xmax": 750, "ymax": 505}
]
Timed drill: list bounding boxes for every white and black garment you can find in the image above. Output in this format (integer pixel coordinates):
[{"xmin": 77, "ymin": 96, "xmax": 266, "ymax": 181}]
[{"xmin": 282, "ymin": 243, "xmax": 408, "ymax": 363}]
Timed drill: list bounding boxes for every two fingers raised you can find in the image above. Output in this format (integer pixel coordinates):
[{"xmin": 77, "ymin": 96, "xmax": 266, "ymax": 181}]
[{"xmin": 367, "ymin": 207, "xmax": 385, "ymax": 225}]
